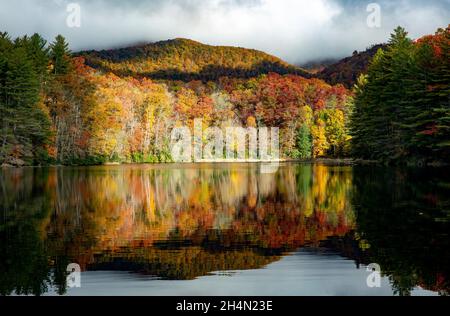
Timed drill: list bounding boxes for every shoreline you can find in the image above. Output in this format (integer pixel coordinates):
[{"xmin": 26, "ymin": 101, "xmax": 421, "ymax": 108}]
[
  {"xmin": 1, "ymin": 158, "xmax": 354, "ymax": 168},
  {"xmin": 1, "ymin": 158, "xmax": 447, "ymax": 169}
]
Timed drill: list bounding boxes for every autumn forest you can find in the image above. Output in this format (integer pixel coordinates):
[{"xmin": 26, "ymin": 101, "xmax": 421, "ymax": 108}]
[
  {"xmin": 1, "ymin": 12, "xmax": 450, "ymax": 298},
  {"xmin": 0, "ymin": 25, "xmax": 449, "ymax": 167}
]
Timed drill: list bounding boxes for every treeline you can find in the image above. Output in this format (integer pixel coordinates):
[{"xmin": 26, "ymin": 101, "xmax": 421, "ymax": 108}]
[
  {"xmin": 351, "ymin": 26, "xmax": 450, "ymax": 164},
  {"xmin": 3, "ymin": 26, "xmax": 446, "ymax": 167},
  {"xmin": 0, "ymin": 32, "xmax": 352, "ymax": 166}
]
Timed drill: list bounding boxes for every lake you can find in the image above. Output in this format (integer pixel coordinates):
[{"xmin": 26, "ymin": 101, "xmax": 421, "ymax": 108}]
[{"xmin": 0, "ymin": 163, "xmax": 449, "ymax": 296}]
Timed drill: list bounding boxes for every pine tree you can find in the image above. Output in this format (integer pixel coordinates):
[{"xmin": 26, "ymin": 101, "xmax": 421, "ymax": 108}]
[
  {"xmin": 28, "ymin": 34, "xmax": 50, "ymax": 78},
  {"xmin": 0, "ymin": 36, "xmax": 51, "ymax": 165},
  {"xmin": 351, "ymin": 26, "xmax": 450, "ymax": 164},
  {"xmin": 50, "ymin": 35, "xmax": 71, "ymax": 75},
  {"xmin": 412, "ymin": 26, "xmax": 450, "ymax": 161}
]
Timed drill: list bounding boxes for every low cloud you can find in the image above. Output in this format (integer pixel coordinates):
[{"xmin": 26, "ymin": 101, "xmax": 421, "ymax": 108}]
[{"xmin": 0, "ymin": 0, "xmax": 448, "ymax": 63}]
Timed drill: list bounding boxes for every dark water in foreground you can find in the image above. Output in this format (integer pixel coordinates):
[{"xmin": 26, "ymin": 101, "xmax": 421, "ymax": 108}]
[{"xmin": 0, "ymin": 163, "xmax": 449, "ymax": 296}]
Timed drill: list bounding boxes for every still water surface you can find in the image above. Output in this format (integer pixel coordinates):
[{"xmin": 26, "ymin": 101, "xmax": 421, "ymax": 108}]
[{"xmin": 0, "ymin": 163, "xmax": 448, "ymax": 296}]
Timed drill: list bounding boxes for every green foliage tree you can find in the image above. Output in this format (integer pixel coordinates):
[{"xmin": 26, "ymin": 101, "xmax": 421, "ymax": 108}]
[
  {"xmin": 50, "ymin": 35, "xmax": 71, "ymax": 75},
  {"xmin": 15, "ymin": 33, "xmax": 49, "ymax": 78},
  {"xmin": 0, "ymin": 35, "xmax": 51, "ymax": 165},
  {"xmin": 294, "ymin": 124, "xmax": 312, "ymax": 159}
]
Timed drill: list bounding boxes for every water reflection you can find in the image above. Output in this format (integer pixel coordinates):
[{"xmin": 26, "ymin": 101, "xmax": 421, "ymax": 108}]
[
  {"xmin": 0, "ymin": 163, "xmax": 448, "ymax": 296},
  {"xmin": 350, "ymin": 167, "xmax": 450, "ymax": 296}
]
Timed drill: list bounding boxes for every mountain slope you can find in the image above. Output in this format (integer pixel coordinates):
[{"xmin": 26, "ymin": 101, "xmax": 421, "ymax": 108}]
[
  {"xmin": 78, "ymin": 38, "xmax": 311, "ymax": 81},
  {"xmin": 317, "ymin": 44, "xmax": 387, "ymax": 88},
  {"xmin": 300, "ymin": 58, "xmax": 339, "ymax": 74}
]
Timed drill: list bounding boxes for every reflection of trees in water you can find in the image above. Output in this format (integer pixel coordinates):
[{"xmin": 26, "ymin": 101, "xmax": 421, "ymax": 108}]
[
  {"xmin": 1, "ymin": 164, "xmax": 354, "ymax": 294},
  {"xmin": 359, "ymin": 167, "xmax": 450, "ymax": 296},
  {"xmin": 0, "ymin": 168, "xmax": 69, "ymax": 295},
  {"xmin": 326, "ymin": 167, "xmax": 450, "ymax": 296},
  {"xmin": 43, "ymin": 164, "xmax": 354, "ymax": 250},
  {"xmin": 2, "ymin": 164, "xmax": 448, "ymax": 295},
  {"xmin": 92, "ymin": 247, "xmax": 278, "ymax": 280}
]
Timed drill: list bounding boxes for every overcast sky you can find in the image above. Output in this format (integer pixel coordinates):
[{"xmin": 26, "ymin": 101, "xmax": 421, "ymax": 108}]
[{"xmin": 0, "ymin": 0, "xmax": 449, "ymax": 63}]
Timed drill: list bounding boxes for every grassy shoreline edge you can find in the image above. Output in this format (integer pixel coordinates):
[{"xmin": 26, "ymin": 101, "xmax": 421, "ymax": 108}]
[{"xmin": 1, "ymin": 158, "xmax": 448, "ymax": 169}]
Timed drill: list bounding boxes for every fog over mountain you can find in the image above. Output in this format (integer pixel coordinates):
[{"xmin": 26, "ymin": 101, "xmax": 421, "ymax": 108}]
[{"xmin": 0, "ymin": 0, "xmax": 449, "ymax": 63}]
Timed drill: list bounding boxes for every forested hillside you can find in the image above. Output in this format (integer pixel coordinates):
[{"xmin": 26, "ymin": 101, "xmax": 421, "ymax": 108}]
[
  {"xmin": 79, "ymin": 38, "xmax": 311, "ymax": 81},
  {"xmin": 318, "ymin": 44, "xmax": 387, "ymax": 88},
  {"xmin": 1, "ymin": 25, "xmax": 448, "ymax": 167},
  {"xmin": 0, "ymin": 34, "xmax": 351, "ymax": 166}
]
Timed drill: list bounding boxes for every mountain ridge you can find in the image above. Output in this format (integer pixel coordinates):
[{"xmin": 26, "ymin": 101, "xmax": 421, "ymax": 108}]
[
  {"xmin": 77, "ymin": 38, "xmax": 312, "ymax": 82},
  {"xmin": 77, "ymin": 38, "xmax": 386, "ymax": 87}
]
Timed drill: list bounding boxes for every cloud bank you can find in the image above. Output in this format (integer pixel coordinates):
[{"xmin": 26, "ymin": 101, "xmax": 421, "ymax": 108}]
[{"xmin": 0, "ymin": 0, "xmax": 448, "ymax": 63}]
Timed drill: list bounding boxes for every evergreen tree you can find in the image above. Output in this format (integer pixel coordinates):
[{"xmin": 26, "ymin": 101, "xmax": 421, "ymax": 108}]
[
  {"xmin": 0, "ymin": 36, "xmax": 51, "ymax": 165},
  {"xmin": 50, "ymin": 35, "xmax": 71, "ymax": 75},
  {"xmin": 351, "ymin": 26, "xmax": 450, "ymax": 164},
  {"xmin": 28, "ymin": 34, "xmax": 50, "ymax": 78},
  {"xmin": 295, "ymin": 124, "xmax": 312, "ymax": 159},
  {"xmin": 412, "ymin": 26, "xmax": 450, "ymax": 161}
]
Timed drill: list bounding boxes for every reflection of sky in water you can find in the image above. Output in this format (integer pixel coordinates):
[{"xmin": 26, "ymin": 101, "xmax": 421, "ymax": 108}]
[{"xmin": 56, "ymin": 249, "xmax": 437, "ymax": 296}]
